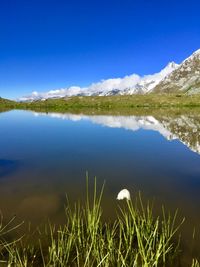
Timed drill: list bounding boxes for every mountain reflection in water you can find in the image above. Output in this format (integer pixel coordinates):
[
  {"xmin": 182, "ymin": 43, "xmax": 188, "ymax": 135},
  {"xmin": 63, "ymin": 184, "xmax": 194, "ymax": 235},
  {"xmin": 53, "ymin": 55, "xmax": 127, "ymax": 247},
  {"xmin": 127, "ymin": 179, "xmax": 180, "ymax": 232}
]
[{"xmin": 34, "ymin": 112, "xmax": 200, "ymax": 155}]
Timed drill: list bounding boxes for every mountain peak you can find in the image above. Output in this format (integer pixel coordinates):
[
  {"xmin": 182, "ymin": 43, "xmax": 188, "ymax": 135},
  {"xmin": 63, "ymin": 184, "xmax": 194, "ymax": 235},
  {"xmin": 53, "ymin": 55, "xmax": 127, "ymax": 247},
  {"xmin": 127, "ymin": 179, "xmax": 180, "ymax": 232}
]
[
  {"xmin": 166, "ymin": 61, "xmax": 179, "ymax": 68},
  {"xmin": 158, "ymin": 61, "xmax": 179, "ymax": 77}
]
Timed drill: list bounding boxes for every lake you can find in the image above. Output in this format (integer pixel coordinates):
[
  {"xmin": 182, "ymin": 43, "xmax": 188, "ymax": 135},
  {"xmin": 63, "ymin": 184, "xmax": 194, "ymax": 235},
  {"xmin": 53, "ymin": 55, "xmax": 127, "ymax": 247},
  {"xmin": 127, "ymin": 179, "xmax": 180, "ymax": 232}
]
[{"xmin": 0, "ymin": 109, "xmax": 200, "ymax": 263}]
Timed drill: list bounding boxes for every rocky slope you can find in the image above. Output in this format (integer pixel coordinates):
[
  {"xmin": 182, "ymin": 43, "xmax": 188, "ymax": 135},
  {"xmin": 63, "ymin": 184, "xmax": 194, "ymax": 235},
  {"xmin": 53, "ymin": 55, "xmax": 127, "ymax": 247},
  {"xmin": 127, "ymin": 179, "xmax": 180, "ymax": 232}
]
[{"xmin": 153, "ymin": 49, "xmax": 200, "ymax": 94}]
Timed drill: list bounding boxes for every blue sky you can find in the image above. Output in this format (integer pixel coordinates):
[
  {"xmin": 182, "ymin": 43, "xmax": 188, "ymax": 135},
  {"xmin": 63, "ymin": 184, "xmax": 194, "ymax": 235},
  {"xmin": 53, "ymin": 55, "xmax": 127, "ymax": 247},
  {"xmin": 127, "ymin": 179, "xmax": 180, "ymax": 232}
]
[{"xmin": 1, "ymin": 0, "xmax": 200, "ymax": 99}]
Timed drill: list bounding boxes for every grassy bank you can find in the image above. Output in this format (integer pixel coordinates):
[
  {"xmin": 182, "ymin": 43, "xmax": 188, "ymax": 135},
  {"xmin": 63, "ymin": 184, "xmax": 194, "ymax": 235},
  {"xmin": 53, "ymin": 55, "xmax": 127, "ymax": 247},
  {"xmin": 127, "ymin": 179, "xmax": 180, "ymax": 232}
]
[
  {"xmin": 1, "ymin": 94, "xmax": 200, "ymax": 114},
  {"xmin": 19, "ymin": 94, "xmax": 200, "ymax": 111},
  {"xmin": 0, "ymin": 179, "xmax": 198, "ymax": 267}
]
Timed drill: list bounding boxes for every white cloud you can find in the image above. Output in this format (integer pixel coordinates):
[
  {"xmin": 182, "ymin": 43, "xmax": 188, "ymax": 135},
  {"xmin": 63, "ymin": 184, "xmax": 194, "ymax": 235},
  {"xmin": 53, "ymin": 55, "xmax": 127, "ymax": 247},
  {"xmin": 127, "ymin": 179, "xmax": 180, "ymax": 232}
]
[
  {"xmin": 20, "ymin": 73, "xmax": 141, "ymax": 101},
  {"xmin": 86, "ymin": 74, "xmax": 141, "ymax": 94}
]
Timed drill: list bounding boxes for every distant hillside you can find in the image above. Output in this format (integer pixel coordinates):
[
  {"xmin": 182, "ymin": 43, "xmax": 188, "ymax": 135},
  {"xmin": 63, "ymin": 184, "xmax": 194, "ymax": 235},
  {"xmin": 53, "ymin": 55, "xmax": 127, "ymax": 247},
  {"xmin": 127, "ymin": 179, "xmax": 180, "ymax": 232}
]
[
  {"xmin": 0, "ymin": 97, "xmax": 15, "ymax": 104},
  {"xmin": 0, "ymin": 97, "xmax": 18, "ymax": 111},
  {"xmin": 153, "ymin": 49, "xmax": 200, "ymax": 94}
]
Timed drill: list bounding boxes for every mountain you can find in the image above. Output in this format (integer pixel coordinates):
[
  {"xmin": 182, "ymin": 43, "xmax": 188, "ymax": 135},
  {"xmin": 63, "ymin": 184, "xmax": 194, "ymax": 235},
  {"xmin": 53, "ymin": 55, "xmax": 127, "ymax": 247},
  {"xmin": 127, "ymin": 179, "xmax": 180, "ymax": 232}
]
[
  {"xmin": 20, "ymin": 48, "xmax": 200, "ymax": 101},
  {"xmin": 153, "ymin": 49, "xmax": 200, "ymax": 94},
  {"xmin": 20, "ymin": 62, "xmax": 179, "ymax": 101}
]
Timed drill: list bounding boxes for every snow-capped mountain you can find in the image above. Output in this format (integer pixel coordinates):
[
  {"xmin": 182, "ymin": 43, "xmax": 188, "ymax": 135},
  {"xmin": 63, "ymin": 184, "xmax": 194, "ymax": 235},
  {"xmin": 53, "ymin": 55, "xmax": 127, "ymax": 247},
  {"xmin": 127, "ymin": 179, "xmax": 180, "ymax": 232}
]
[
  {"xmin": 20, "ymin": 48, "xmax": 200, "ymax": 101},
  {"xmin": 20, "ymin": 62, "xmax": 178, "ymax": 101},
  {"xmin": 153, "ymin": 49, "xmax": 200, "ymax": 94}
]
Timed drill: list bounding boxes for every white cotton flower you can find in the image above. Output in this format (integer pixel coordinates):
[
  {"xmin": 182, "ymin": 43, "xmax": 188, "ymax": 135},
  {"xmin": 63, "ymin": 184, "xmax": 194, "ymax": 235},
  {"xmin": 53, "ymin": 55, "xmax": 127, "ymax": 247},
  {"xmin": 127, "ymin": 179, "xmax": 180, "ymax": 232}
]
[{"xmin": 117, "ymin": 189, "xmax": 131, "ymax": 200}]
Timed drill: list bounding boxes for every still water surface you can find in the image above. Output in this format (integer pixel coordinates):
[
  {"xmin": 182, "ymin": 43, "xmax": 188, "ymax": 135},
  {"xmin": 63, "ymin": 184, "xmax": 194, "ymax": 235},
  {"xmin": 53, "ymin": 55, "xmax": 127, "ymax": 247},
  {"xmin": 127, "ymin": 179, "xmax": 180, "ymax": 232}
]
[{"xmin": 0, "ymin": 110, "xmax": 200, "ymax": 259}]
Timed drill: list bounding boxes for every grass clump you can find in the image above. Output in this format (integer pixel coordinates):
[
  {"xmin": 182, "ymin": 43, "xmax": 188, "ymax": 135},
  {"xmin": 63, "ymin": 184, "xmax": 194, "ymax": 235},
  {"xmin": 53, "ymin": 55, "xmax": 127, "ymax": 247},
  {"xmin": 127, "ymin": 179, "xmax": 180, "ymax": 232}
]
[
  {"xmin": 0, "ymin": 178, "xmax": 188, "ymax": 266},
  {"xmin": 191, "ymin": 259, "xmax": 200, "ymax": 267}
]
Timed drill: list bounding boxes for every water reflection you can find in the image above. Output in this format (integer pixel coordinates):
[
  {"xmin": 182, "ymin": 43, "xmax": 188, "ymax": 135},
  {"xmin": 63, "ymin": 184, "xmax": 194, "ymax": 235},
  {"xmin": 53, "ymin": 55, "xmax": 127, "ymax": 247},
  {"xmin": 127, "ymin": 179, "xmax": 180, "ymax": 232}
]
[
  {"xmin": 1, "ymin": 110, "xmax": 200, "ymax": 265},
  {"xmin": 34, "ymin": 112, "xmax": 200, "ymax": 154}
]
